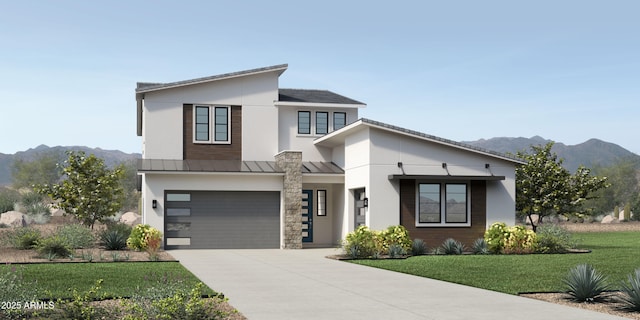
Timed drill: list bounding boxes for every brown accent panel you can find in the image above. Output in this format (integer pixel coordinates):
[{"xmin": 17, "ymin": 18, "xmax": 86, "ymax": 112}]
[
  {"xmin": 400, "ymin": 180, "xmax": 486, "ymax": 249},
  {"xmin": 183, "ymin": 104, "xmax": 242, "ymax": 160}
]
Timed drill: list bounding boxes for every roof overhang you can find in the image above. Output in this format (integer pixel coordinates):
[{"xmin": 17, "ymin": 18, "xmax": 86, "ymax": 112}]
[
  {"xmin": 274, "ymin": 101, "xmax": 366, "ymax": 109},
  {"xmin": 137, "ymin": 159, "xmax": 344, "ymax": 175},
  {"xmin": 315, "ymin": 118, "xmax": 526, "ymax": 165},
  {"xmin": 388, "ymin": 174, "xmax": 505, "ymax": 181}
]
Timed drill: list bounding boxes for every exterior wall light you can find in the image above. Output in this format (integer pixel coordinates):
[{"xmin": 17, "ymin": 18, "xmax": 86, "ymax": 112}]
[
  {"xmin": 363, "ymin": 198, "xmax": 368, "ymax": 208},
  {"xmin": 152, "ymin": 200, "xmax": 157, "ymax": 209}
]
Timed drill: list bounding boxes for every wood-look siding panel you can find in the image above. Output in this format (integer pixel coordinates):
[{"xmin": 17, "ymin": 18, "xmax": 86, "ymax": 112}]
[{"xmin": 183, "ymin": 105, "xmax": 242, "ymax": 160}]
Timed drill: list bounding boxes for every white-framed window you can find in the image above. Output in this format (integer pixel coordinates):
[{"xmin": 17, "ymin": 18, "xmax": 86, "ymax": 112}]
[
  {"xmin": 193, "ymin": 105, "xmax": 231, "ymax": 144},
  {"xmin": 416, "ymin": 182, "xmax": 470, "ymax": 227}
]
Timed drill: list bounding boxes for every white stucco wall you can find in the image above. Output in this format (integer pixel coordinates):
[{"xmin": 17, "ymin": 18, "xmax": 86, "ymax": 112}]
[
  {"xmin": 141, "ymin": 72, "xmax": 279, "ymax": 160},
  {"xmin": 278, "ymin": 106, "xmax": 358, "ymax": 161},
  {"xmin": 242, "ymin": 105, "xmax": 279, "ymax": 160},
  {"xmin": 141, "ymin": 173, "xmax": 284, "ymax": 236}
]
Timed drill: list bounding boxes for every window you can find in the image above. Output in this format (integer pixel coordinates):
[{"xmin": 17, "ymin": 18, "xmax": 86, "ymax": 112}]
[
  {"xmin": 166, "ymin": 193, "xmax": 191, "ymax": 202},
  {"xmin": 298, "ymin": 111, "xmax": 311, "ymax": 134},
  {"xmin": 317, "ymin": 190, "xmax": 327, "ymax": 216},
  {"xmin": 417, "ymin": 182, "xmax": 469, "ymax": 226},
  {"xmin": 316, "ymin": 112, "xmax": 328, "ymax": 135},
  {"xmin": 333, "ymin": 112, "xmax": 346, "ymax": 130},
  {"xmin": 193, "ymin": 105, "xmax": 230, "ymax": 143}
]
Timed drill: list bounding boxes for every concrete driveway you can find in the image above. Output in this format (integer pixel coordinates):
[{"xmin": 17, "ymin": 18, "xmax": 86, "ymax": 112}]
[{"xmin": 170, "ymin": 248, "xmax": 625, "ymax": 320}]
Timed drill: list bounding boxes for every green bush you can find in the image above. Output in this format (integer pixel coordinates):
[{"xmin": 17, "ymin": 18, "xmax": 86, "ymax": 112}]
[
  {"xmin": 0, "ymin": 187, "xmax": 20, "ymax": 213},
  {"xmin": 484, "ymin": 222, "xmax": 508, "ymax": 253},
  {"xmin": 535, "ymin": 224, "xmax": 575, "ymax": 253},
  {"xmin": 343, "ymin": 226, "xmax": 377, "ymax": 258},
  {"xmin": 619, "ymin": 268, "xmax": 640, "ymax": 311},
  {"xmin": 484, "ymin": 222, "xmax": 537, "ymax": 254},
  {"xmin": 56, "ymin": 224, "xmax": 95, "ymax": 249},
  {"xmin": 411, "ymin": 238, "xmax": 427, "ymax": 256},
  {"xmin": 127, "ymin": 224, "xmax": 162, "ymax": 251},
  {"xmin": 388, "ymin": 244, "xmax": 406, "ymax": 258},
  {"xmin": 376, "ymin": 225, "xmax": 412, "ymax": 255},
  {"xmin": 36, "ymin": 235, "xmax": 73, "ymax": 258},
  {"xmin": 563, "ymin": 264, "xmax": 609, "ymax": 302},
  {"xmin": 5, "ymin": 227, "xmax": 42, "ymax": 249},
  {"xmin": 441, "ymin": 238, "xmax": 465, "ymax": 255},
  {"xmin": 472, "ymin": 238, "xmax": 489, "ymax": 254}
]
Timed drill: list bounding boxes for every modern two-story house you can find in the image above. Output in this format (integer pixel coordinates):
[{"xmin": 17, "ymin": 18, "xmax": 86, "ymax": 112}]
[{"xmin": 135, "ymin": 64, "xmax": 524, "ymax": 250}]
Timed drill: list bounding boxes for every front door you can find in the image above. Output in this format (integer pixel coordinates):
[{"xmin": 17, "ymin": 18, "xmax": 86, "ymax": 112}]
[
  {"xmin": 302, "ymin": 190, "xmax": 313, "ymax": 243},
  {"xmin": 354, "ymin": 188, "xmax": 366, "ymax": 229}
]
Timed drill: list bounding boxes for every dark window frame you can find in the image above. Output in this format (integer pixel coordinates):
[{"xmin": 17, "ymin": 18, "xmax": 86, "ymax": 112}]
[
  {"xmin": 333, "ymin": 112, "xmax": 346, "ymax": 130},
  {"xmin": 298, "ymin": 111, "xmax": 311, "ymax": 134},
  {"xmin": 416, "ymin": 182, "xmax": 470, "ymax": 227},
  {"xmin": 193, "ymin": 105, "xmax": 231, "ymax": 144},
  {"xmin": 316, "ymin": 112, "xmax": 328, "ymax": 135}
]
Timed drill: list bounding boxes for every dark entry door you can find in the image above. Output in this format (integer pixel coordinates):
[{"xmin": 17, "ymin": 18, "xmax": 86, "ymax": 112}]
[
  {"xmin": 302, "ymin": 190, "xmax": 313, "ymax": 243},
  {"xmin": 354, "ymin": 188, "xmax": 366, "ymax": 229}
]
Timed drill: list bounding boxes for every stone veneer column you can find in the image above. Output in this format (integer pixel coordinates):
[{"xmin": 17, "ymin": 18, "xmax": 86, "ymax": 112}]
[{"xmin": 275, "ymin": 151, "xmax": 303, "ymax": 249}]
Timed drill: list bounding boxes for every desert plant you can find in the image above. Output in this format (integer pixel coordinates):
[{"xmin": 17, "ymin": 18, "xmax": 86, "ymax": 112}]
[
  {"xmin": 441, "ymin": 238, "xmax": 465, "ymax": 255},
  {"xmin": 472, "ymin": 238, "xmax": 489, "ymax": 254},
  {"xmin": 535, "ymin": 223, "xmax": 575, "ymax": 253},
  {"xmin": 411, "ymin": 238, "xmax": 427, "ymax": 256},
  {"xmin": 36, "ymin": 235, "xmax": 73, "ymax": 258},
  {"xmin": 145, "ymin": 228, "xmax": 163, "ymax": 261},
  {"xmin": 563, "ymin": 264, "xmax": 609, "ymax": 302},
  {"xmin": 56, "ymin": 223, "xmax": 95, "ymax": 249},
  {"xmin": 111, "ymin": 252, "xmax": 121, "ymax": 262},
  {"xmin": 7, "ymin": 227, "xmax": 42, "ymax": 249},
  {"xmin": 619, "ymin": 268, "xmax": 640, "ymax": 311},
  {"xmin": 0, "ymin": 187, "xmax": 20, "ymax": 213},
  {"xmin": 343, "ymin": 226, "xmax": 377, "ymax": 258},
  {"xmin": 57, "ymin": 279, "xmax": 109, "ymax": 319},
  {"xmin": 101, "ymin": 229, "xmax": 129, "ymax": 250},
  {"xmin": 623, "ymin": 203, "xmax": 631, "ymax": 221},
  {"xmin": 388, "ymin": 244, "xmax": 406, "ymax": 258}
]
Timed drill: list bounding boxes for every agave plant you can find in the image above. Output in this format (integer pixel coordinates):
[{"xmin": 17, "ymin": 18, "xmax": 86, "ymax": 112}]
[
  {"xmin": 472, "ymin": 238, "xmax": 489, "ymax": 255},
  {"xmin": 563, "ymin": 264, "xmax": 609, "ymax": 302},
  {"xmin": 441, "ymin": 238, "xmax": 465, "ymax": 255},
  {"xmin": 411, "ymin": 238, "xmax": 427, "ymax": 256},
  {"xmin": 619, "ymin": 268, "xmax": 640, "ymax": 311},
  {"xmin": 388, "ymin": 244, "xmax": 406, "ymax": 258}
]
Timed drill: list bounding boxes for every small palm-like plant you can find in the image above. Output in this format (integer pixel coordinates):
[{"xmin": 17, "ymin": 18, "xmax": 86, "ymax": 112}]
[
  {"xmin": 441, "ymin": 238, "xmax": 465, "ymax": 255},
  {"xmin": 411, "ymin": 238, "xmax": 427, "ymax": 256},
  {"xmin": 619, "ymin": 268, "xmax": 640, "ymax": 311},
  {"xmin": 563, "ymin": 264, "xmax": 609, "ymax": 302},
  {"xmin": 472, "ymin": 238, "xmax": 489, "ymax": 255},
  {"xmin": 388, "ymin": 244, "xmax": 406, "ymax": 258}
]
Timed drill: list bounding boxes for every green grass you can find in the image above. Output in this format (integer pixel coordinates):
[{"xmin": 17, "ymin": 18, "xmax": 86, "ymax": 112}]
[
  {"xmin": 350, "ymin": 231, "xmax": 640, "ymax": 294},
  {"xmin": 16, "ymin": 262, "xmax": 216, "ymax": 298}
]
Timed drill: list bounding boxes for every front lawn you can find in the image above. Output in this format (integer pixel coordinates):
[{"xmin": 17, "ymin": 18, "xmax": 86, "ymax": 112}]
[
  {"xmin": 17, "ymin": 261, "xmax": 216, "ymax": 298},
  {"xmin": 350, "ymin": 231, "xmax": 640, "ymax": 294}
]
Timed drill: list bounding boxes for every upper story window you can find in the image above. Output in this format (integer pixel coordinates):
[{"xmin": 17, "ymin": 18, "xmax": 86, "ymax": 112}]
[
  {"xmin": 298, "ymin": 110, "xmax": 349, "ymax": 135},
  {"xmin": 333, "ymin": 112, "xmax": 346, "ymax": 130},
  {"xmin": 194, "ymin": 105, "xmax": 231, "ymax": 144},
  {"xmin": 417, "ymin": 182, "xmax": 469, "ymax": 227},
  {"xmin": 298, "ymin": 111, "xmax": 311, "ymax": 134},
  {"xmin": 316, "ymin": 112, "xmax": 328, "ymax": 135}
]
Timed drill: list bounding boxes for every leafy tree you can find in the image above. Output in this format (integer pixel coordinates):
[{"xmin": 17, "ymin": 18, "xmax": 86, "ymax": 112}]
[
  {"xmin": 11, "ymin": 151, "xmax": 64, "ymax": 189},
  {"xmin": 515, "ymin": 142, "xmax": 608, "ymax": 231},
  {"xmin": 119, "ymin": 159, "xmax": 141, "ymax": 212},
  {"xmin": 35, "ymin": 151, "xmax": 125, "ymax": 229},
  {"xmin": 587, "ymin": 159, "xmax": 639, "ymax": 215}
]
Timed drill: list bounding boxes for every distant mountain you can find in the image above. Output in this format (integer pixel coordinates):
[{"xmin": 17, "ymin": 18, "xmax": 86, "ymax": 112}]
[
  {"xmin": 0, "ymin": 145, "xmax": 141, "ymax": 186},
  {"xmin": 464, "ymin": 136, "xmax": 640, "ymax": 172}
]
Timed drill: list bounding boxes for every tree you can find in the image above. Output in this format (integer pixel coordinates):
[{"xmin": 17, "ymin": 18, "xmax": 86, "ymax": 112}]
[
  {"xmin": 515, "ymin": 142, "xmax": 608, "ymax": 231},
  {"xmin": 587, "ymin": 159, "xmax": 639, "ymax": 214},
  {"xmin": 11, "ymin": 151, "xmax": 64, "ymax": 189},
  {"xmin": 35, "ymin": 151, "xmax": 125, "ymax": 229}
]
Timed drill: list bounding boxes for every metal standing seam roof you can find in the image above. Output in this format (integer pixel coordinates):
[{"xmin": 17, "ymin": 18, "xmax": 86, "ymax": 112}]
[{"xmin": 137, "ymin": 159, "xmax": 344, "ymax": 174}]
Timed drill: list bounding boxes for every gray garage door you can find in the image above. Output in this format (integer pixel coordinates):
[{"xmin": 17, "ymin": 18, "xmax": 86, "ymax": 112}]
[{"xmin": 164, "ymin": 191, "xmax": 280, "ymax": 249}]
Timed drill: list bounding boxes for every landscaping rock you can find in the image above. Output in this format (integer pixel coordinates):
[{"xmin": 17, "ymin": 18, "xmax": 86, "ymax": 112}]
[
  {"xmin": 524, "ymin": 214, "xmax": 540, "ymax": 225},
  {"xmin": 601, "ymin": 215, "xmax": 618, "ymax": 224},
  {"xmin": 0, "ymin": 211, "xmax": 26, "ymax": 227},
  {"xmin": 120, "ymin": 211, "xmax": 141, "ymax": 226}
]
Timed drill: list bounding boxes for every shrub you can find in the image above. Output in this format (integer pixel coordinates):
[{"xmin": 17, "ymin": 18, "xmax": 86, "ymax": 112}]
[
  {"xmin": 343, "ymin": 226, "xmax": 377, "ymax": 258},
  {"xmin": 145, "ymin": 228, "xmax": 163, "ymax": 261},
  {"xmin": 0, "ymin": 264, "xmax": 39, "ymax": 302},
  {"xmin": 441, "ymin": 238, "xmax": 465, "ymax": 255},
  {"xmin": 535, "ymin": 224, "xmax": 575, "ymax": 253},
  {"xmin": 376, "ymin": 225, "xmax": 412, "ymax": 254},
  {"xmin": 6, "ymin": 227, "xmax": 42, "ymax": 249},
  {"xmin": 563, "ymin": 264, "xmax": 609, "ymax": 302},
  {"xmin": 56, "ymin": 223, "xmax": 95, "ymax": 249},
  {"xmin": 484, "ymin": 222, "xmax": 508, "ymax": 253},
  {"xmin": 619, "ymin": 268, "xmax": 640, "ymax": 311},
  {"xmin": 127, "ymin": 224, "xmax": 163, "ymax": 251},
  {"xmin": 411, "ymin": 238, "xmax": 427, "ymax": 256},
  {"xmin": 502, "ymin": 225, "xmax": 536, "ymax": 254},
  {"xmin": 472, "ymin": 238, "xmax": 489, "ymax": 254},
  {"xmin": 0, "ymin": 187, "xmax": 20, "ymax": 213},
  {"xmin": 100, "ymin": 222, "xmax": 132, "ymax": 250},
  {"xmin": 36, "ymin": 235, "xmax": 73, "ymax": 258},
  {"xmin": 388, "ymin": 244, "xmax": 406, "ymax": 258}
]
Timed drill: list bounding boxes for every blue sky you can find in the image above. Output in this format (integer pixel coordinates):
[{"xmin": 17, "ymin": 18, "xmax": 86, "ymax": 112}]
[{"xmin": 1, "ymin": 1, "xmax": 638, "ymax": 155}]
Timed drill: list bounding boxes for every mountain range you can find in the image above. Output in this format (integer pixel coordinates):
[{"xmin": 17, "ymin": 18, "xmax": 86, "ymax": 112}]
[
  {"xmin": 1, "ymin": 138, "xmax": 639, "ymax": 186},
  {"xmin": 463, "ymin": 136, "xmax": 640, "ymax": 172}
]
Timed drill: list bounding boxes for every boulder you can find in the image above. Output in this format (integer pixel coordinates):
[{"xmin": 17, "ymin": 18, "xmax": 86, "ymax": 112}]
[
  {"xmin": 119, "ymin": 212, "xmax": 141, "ymax": 226},
  {"xmin": 601, "ymin": 215, "xmax": 617, "ymax": 224},
  {"xmin": 524, "ymin": 214, "xmax": 540, "ymax": 225},
  {"xmin": 0, "ymin": 211, "xmax": 26, "ymax": 227}
]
